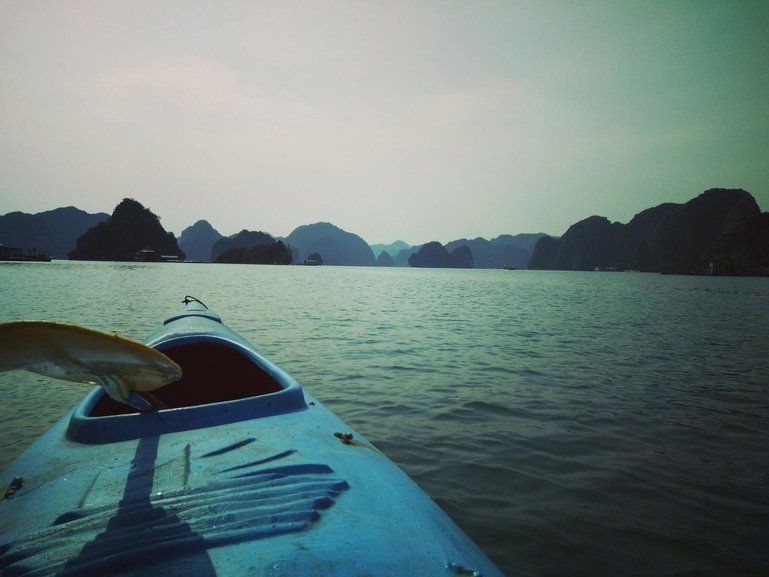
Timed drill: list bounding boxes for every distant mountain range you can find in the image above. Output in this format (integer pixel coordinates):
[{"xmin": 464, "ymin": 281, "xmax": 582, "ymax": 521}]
[
  {"xmin": 175, "ymin": 219, "xmax": 545, "ymax": 268},
  {"xmin": 211, "ymin": 230, "xmax": 275, "ymax": 262},
  {"xmin": 529, "ymin": 188, "xmax": 768, "ymax": 275},
  {"xmin": 177, "ymin": 220, "xmax": 223, "ymax": 262},
  {"xmin": 285, "ymin": 222, "xmax": 375, "ymax": 266},
  {"xmin": 0, "ymin": 207, "xmax": 108, "ymax": 259},
  {"xmin": 2, "ymin": 188, "xmax": 767, "ymax": 273},
  {"xmin": 0, "ymin": 201, "xmax": 546, "ymax": 267},
  {"xmin": 370, "ymin": 241, "xmax": 410, "ymax": 258}
]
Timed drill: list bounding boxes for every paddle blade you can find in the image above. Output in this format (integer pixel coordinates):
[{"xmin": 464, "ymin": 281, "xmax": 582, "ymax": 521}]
[{"xmin": 0, "ymin": 321, "xmax": 182, "ymax": 392}]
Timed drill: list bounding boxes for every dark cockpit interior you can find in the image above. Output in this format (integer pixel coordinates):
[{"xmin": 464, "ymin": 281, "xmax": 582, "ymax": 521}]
[{"xmin": 89, "ymin": 341, "xmax": 284, "ymax": 416}]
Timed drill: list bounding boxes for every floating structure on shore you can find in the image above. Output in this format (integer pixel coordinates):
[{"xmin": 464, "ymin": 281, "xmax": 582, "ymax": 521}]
[{"xmin": 0, "ymin": 245, "xmax": 53, "ymax": 262}]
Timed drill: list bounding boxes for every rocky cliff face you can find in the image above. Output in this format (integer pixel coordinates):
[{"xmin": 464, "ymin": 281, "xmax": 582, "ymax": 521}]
[
  {"xmin": 178, "ymin": 220, "xmax": 223, "ymax": 262},
  {"xmin": 214, "ymin": 240, "xmax": 292, "ymax": 265},
  {"xmin": 0, "ymin": 207, "xmax": 109, "ymax": 258},
  {"xmin": 285, "ymin": 222, "xmax": 375, "ymax": 266},
  {"xmin": 370, "ymin": 240, "xmax": 410, "ymax": 258},
  {"xmin": 377, "ymin": 233, "xmax": 544, "ymax": 268},
  {"xmin": 408, "ymin": 241, "xmax": 474, "ymax": 268},
  {"xmin": 445, "ymin": 234, "xmax": 542, "ymax": 269},
  {"xmin": 529, "ymin": 216, "xmax": 625, "ymax": 271},
  {"xmin": 375, "ymin": 250, "xmax": 395, "ymax": 266},
  {"xmin": 68, "ymin": 199, "xmax": 184, "ymax": 261},
  {"xmin": 211, "ymin": 230, "xmax": 275, "ymax": 262},
  {"xmin": 709, "ymin": 212, "xmax": 769, "ymax": 275},
  {"xmin": 393, "ymin": 246, "xmax": 419, "ymax": 267},
  {"xmin": 646, "ymin": 189, "xmax": 759, "ymax": 273},
  {"xmin": 449, "ymin": 245, "xmax": 474, "ymax": 268},
  {"xmin": 530, "ymin": 188, "xmax": 762, "ymax": 274}
]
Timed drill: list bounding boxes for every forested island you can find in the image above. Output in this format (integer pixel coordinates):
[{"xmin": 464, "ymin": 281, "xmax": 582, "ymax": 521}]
[
  {"xmin": 214, "ymin": 241, "xmax": 292, "ymax": 265},
  {"xmin": 68, "ymin": 199, "xmax": 184, "ymax": 262}
]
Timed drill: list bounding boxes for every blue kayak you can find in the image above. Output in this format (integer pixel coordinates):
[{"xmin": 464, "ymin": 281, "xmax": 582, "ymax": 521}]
[{"xmin": 1, "ymin": 298, "xmax": 505, "ymax": 576}]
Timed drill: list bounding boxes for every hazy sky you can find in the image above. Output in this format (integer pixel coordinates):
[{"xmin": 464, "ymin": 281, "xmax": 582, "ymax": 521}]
[{"xmin": 1, "ymin": 1, "xmax": 767, "ymax": 244}]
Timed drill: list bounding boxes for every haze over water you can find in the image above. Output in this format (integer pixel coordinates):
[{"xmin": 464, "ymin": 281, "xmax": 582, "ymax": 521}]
[
  {"xmin": 1, "ymin": 261, "xmax": 768, "ymax": 576},
  {"xmin": 2, "ymin": 2, "xmax": 768, "ymax": 242}
]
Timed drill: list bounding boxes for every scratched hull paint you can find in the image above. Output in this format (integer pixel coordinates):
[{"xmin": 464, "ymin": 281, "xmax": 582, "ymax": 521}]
[{"xmin": 0, "ymin": 300, "xmax": 504, "ymax": 577}]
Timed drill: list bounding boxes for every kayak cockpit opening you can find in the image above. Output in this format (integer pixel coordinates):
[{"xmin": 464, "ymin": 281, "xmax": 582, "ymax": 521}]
[{"xmin": 88, "ymin": 340, "xmax": 284, "ymax": 416}]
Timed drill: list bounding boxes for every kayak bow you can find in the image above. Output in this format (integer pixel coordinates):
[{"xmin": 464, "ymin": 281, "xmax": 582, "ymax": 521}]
[{"xmin": 0, "ymin": 298, "xmax": 504, "ymax": 577}]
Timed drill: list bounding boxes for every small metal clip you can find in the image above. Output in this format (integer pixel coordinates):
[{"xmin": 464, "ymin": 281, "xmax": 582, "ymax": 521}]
[
  {"xmin": 2, "ymin": 477, "xmax": 24, "ymax": 500},
  {"xmin": 334, "ymin": 432, "xmax": 354, "ymax": 445}
]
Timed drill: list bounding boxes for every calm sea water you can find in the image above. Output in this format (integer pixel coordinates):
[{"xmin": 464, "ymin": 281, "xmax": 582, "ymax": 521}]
[{"xmin": 1, "ymin": 261, "xmax": 768, "ymax": 576}]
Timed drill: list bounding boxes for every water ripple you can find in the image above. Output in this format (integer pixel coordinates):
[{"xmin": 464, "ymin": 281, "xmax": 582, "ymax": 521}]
[{"xmin": 2, "ymin": 265, "xmax": 769, "ymax": 576}]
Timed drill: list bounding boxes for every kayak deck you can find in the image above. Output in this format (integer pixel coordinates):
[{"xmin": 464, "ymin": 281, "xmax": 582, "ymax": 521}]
[{"xmin": 0, "ymin": 300, "xmax": 505, "ymax": 576}]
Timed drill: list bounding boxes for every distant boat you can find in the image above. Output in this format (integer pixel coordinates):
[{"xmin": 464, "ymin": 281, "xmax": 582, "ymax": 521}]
[
  {"xmin": 502, "ymin": 265, "xmax": 517, "ymax": 270},
  {"xmin": 135, "ymin": 249, "xmax": 161, "ymax": 262},
  {"xmin": 134, "ymin": 250, "xmax": 181, "ymax": 263},
  {"xmin": 0, "ymin": 245, "xmax": 53, "ymax": 262}
]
